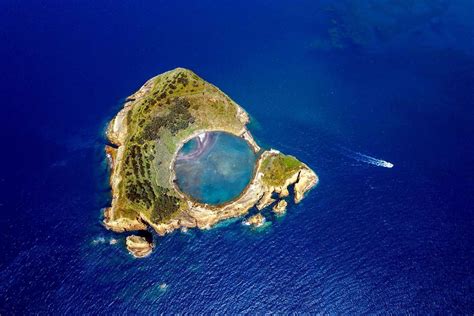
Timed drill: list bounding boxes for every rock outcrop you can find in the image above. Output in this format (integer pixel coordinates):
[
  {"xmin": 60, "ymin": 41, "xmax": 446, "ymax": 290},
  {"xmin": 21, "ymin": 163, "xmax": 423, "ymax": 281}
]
[
  {"xmin": 256, "ymin": 190, "xmax": 275, "ymax": 210},
  {"xmin": 126, "ymin": 235, "xmax": 154, "ymax": 258},
  {"xmin": 294, "ymin": 168, "xmax": 319, "ymax": 203},
  {"xmin": 245, "ymin": 213, "xmax": 265, "ymax": 227},
  {"xmin": 103, "ymin": 208, "xmax": 147, "ymax": 233},
  {"xmin": 273, "ymin": 200, "xmax": 288, "ymax": 214}
]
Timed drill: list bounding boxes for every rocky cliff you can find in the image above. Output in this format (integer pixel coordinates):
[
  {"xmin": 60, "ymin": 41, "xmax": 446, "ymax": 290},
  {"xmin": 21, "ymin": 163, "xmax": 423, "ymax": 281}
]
[{"xmin": 103, "ymin": 68, "xmax": 318, "ymax": 257}]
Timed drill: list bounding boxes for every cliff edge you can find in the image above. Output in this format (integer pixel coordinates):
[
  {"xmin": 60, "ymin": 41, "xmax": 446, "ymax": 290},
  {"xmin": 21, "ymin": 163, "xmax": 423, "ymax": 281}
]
[{"xmin": 103, "ymin": 68, "xmax": 318, "ymax": 257}]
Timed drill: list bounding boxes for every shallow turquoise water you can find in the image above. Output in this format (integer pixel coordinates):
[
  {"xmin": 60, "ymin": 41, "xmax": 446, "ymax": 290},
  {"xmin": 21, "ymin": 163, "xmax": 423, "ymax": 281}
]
[{"xmin": 174, "ymin": 132, "xmax": 256, "ymax": 204}]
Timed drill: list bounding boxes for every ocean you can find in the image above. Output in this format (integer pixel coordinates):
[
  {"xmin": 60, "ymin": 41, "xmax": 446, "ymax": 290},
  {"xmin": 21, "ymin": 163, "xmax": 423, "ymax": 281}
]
[{"xmin": 0, "ymin": 0, "xmax": 473, "ymax": 313}]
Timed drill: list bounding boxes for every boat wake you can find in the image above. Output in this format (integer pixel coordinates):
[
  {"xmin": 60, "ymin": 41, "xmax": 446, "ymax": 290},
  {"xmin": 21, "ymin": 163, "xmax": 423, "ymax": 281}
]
[{"xmin": 340, "ymin": 147, "xmax": 394, "ymax": 168}]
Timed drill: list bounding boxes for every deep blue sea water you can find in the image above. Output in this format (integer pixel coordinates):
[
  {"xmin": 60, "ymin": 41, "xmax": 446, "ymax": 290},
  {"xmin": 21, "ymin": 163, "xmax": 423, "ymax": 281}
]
[
  {"xmin": 1, "ymin": 1, "xmax": 473, "ymax": 313},
  {"xmin": 175, "ymin": 132, "xmax": 256, "ymax": 205}
]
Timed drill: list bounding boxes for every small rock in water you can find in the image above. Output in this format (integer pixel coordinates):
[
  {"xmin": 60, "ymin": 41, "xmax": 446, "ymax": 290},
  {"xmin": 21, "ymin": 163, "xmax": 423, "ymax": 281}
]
[
  {"xmin": 109, "ymin": 238, "xmax": 118, "ymax": 245},
  {"xmin": 245, "ymin": 213, "xmax": 266, "ymax": 227},
  {"xmin": 273, "ymin": 200, "xmax": 288, "ymax": 215},
  {"xmin": 126, "ymin": 235, "xmax": 154, "ymax": 258}
]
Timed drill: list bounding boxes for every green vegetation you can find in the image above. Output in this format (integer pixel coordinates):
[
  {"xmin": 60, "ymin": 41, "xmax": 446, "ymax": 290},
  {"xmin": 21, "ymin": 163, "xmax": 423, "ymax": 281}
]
[
  {"xmin": 110, "ymin": 68, "xmax": 247, "ymax": 223},
  {"xmin": 141, "ymin": 98, "xmax": 195, "ymax": 141},
  {"xmin": 261, "ymin": 154, "xmax": 303, "ymax": 186}
]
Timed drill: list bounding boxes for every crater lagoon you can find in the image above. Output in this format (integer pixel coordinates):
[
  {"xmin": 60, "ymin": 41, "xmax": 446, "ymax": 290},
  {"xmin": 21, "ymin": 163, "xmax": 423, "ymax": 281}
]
[{"xmin": 174, "ymin": 131, "xmax": 256, "ymax": 205}]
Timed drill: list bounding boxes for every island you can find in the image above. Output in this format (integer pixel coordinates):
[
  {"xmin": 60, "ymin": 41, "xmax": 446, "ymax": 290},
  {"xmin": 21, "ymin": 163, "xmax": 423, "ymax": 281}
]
[{"xmin": 103, "ymin": 68, "xmax": 318, "ymax": 258}]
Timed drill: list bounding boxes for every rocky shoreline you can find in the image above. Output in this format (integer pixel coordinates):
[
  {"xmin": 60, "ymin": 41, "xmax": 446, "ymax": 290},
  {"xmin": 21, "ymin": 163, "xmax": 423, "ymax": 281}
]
[
  {"xmin": 138, "ymin": 150, "xmax": 318, "ymax": 237},
  {"xmin": 102, "ymin": 68, "xmax": 318, "ymax": 257}
]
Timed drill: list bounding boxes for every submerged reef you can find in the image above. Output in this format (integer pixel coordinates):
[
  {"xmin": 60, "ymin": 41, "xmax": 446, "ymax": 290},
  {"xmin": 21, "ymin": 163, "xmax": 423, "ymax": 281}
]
[{"xmin": 104, "ymin": 68, "xmax": 318, "ymax": 258}]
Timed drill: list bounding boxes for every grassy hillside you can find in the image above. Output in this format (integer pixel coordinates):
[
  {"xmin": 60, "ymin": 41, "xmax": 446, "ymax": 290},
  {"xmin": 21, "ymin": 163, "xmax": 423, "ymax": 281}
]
[{"xmin": 110, "ymin": 68, "xmax": 245, "ymax": 222}]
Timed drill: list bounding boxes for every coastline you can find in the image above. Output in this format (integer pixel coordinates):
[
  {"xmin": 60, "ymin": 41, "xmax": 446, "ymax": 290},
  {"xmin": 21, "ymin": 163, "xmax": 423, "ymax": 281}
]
[{"xmin": 102, "ymin": 67, "xmax": 318, "ymax": 256}]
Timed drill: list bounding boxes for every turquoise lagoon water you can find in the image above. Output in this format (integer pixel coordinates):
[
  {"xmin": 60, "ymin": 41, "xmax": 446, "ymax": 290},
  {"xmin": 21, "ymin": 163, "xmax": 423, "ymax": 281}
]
[{"xmin": 174, "ymin": 132, "xmax": 256, "ymax": 204}]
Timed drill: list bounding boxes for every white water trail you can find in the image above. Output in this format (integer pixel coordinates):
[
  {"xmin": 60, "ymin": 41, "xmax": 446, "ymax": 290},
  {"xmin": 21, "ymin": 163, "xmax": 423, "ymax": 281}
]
[{"xmin": 340, "ymin": 147, "xmax": 394, "ymax": 168}]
